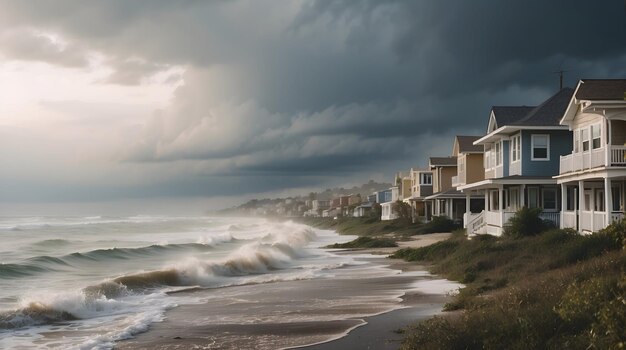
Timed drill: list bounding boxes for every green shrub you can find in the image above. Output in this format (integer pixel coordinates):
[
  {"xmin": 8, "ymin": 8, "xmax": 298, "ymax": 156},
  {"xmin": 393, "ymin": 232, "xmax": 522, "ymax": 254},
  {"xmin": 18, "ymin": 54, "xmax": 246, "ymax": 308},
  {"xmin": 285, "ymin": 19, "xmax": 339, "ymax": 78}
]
[
  {"xmin": 327, "ymin": 236, "xmax": 397, "ymax": 249},
  {"xmin": 503, "ymin": 207, "xmax": 548, "ymax": 238},
  {"xmin": 390, "ymin": 239, "xmax": 460, "ymax": 261},
  {"xmin": 596, "ymin": 218, "xmax": 626, "ymax": 249},
  {"xmin": 556, "ymin": 277, "xmax": 617, "ymax": 330},
  {"xmin": 415, "ymin": 216, "xmax": 460, "ymax": 234}
]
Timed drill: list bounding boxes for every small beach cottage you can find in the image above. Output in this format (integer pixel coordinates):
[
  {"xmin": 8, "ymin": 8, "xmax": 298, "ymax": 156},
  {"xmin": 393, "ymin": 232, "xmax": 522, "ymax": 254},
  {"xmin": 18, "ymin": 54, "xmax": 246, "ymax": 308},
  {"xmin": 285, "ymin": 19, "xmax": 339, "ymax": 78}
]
[
  {"xmin": 448, "ymin": 136, "xmax": 487, "ymax": 228},
  {"xmin": 459, "ymin": 88, "xmax": 574, "ymax": 235},
  {"xmin": 424, "ymin": 156, "xmax": 464, "ymax": 222},
  {"xmin": 407, "ymin": 168, "xmax": 434, "ymax": 222},
  {"xmin": 555, "ymin": 79, "xmax": 626, "ymax": 233},
  {"xmin": 380, "ymin": 188, "xmax": 398, "ymax": 220}
]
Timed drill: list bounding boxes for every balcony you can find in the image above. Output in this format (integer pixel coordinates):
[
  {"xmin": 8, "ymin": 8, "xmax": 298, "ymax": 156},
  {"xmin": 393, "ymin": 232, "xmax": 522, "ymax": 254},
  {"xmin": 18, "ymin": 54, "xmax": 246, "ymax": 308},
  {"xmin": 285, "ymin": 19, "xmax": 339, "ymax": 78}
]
[{"xmin": 560, "ymin": 145, "xmax": 626, "ymax": 174}]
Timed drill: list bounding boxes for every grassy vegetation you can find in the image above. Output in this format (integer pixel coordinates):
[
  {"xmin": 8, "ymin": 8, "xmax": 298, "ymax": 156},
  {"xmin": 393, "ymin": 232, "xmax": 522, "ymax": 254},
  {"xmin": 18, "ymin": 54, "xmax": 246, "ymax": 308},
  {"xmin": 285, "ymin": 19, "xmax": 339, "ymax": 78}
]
[
  {"xmin": 391, "ymin": 221, "xmax": 626, "ymax": 349},
  {"xmin": 326, "ymin": 236, "xmax": 398, "ymax": 249},
  {"xmin": 298, "ymin": 216, "xmax": 459, "ymax": 237}
]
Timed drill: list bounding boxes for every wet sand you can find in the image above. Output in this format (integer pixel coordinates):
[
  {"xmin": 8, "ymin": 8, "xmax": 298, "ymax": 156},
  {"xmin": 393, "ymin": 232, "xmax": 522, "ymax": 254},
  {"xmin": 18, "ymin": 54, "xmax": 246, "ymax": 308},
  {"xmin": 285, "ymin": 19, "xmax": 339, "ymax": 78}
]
[{"xmin": 116, "ymin": 233, "xmax": 455, "ymax": 350}]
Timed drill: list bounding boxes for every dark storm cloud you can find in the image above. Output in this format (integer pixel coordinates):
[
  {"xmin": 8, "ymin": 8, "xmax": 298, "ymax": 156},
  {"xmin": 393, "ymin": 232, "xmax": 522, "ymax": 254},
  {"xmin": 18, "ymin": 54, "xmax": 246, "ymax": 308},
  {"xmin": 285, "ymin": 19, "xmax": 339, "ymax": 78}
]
[{"xmin": 1, "ymin": 0, "xmax": 625, "ymax": 200}]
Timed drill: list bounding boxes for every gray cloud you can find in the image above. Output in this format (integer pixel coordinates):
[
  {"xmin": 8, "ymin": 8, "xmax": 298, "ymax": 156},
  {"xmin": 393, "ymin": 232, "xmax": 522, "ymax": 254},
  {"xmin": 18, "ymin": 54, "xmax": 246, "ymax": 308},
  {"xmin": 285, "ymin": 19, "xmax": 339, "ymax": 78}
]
[{"xmin": 1, "ymin": 0, "xmax": 625, "ymax": 203}]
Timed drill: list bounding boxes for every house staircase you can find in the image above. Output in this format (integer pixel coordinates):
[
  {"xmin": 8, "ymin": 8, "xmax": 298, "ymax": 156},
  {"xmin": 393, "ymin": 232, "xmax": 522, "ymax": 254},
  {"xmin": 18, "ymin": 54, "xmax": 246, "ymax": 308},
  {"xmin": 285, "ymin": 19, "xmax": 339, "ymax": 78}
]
[{"xmin": 466, "ymin": 210, "xmax": 486, "ymax": 236}]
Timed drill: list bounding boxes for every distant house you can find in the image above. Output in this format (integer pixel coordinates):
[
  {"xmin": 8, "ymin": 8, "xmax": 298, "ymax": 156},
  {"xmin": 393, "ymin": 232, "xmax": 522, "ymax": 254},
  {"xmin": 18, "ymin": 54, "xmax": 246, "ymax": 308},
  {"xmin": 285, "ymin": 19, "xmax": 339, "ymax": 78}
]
[
  {"xmin": 353, "ymin": 202, "xmax": 374, "ymax": 217},
  {"xmin": 407, "ymin": 168, "xmax": 434, "ymax": 222},
  {"xmin": 556, "ymin": 79, "xmax": 626, "ymax": 233},
  {"xmin": 381, "ymin": 186, "xmax": 399, "ymax": 220},
  {"xmin": 450, "ymin": 135, "xmax": 486, "ymax": 228},
  {"xmin": 459, "ymin": 88, "xmax": 574, "ymax": 235},
  {"xmin": 424, "ymin": 156, "xmax": 466, "ymax": 223}
]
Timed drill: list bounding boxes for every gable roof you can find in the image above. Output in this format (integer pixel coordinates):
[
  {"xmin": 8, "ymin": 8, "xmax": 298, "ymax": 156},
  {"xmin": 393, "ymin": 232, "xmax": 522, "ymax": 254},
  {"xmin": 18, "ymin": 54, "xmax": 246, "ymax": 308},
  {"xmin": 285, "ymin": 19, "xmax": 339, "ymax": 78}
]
[
  {"xmin": 454, "ymin": 135, "xmax": 483, "ymax": 154},
  {"xmin": 491, "ymin": 106, "xmax": 535, "ymax": 128},
  {"xmin": 429, "ymin": 156, "xmax": 457, "ymax": 167},
  {"xmin": 511, "ymin": 88, "xmax": 574, "ymax": 126},
  {"xmin": 476, "ymin": 89, "xmax": 572, "ymax": 145},
  {"xmin": 576, "ymin": 79, "xmax": 626, "ymax": 100}
]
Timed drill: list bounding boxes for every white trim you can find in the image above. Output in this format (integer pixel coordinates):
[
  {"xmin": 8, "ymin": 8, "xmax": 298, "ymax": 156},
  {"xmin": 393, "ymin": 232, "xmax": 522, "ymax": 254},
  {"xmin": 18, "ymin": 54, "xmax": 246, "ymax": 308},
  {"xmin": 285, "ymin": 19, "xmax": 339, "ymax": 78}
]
[
  {"xmin": 560, "ymin": 80, "xmax": 583, "ymax": 125},
  {"xmin": 459, "ymin": 177, "xmax": 557, "ymax": 191},
  {"xmin": 474, "ymin": 125, "xmax": 568, "ymax": 145},
  {"xmin": 531, "ymin": 134, "xmax": 550, "ymax": 161},
  {"xmin": 510, "ymin": 133, "xmax": 521, "ymax": 163}
]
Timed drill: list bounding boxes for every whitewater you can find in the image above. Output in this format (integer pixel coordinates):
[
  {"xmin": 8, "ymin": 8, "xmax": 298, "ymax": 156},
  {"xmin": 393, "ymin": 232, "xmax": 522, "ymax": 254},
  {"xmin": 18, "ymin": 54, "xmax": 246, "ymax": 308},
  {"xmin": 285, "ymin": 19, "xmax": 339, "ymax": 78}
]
[
  {"xmin": 0, "ymin": 216, "xmax": 460, "ymax": 350},
  {"xmin": 0, "ymin": 216, "xmax": 353, "ymax": 348}
]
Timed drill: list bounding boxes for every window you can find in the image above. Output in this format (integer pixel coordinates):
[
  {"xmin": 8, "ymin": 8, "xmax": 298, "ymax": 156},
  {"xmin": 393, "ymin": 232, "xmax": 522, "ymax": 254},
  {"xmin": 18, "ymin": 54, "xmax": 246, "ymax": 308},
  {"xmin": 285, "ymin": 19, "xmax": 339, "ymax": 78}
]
[
  {"xmin": 490, "ymin": 190, "xmax": 499, "ymax": 211},
  {"xmin": 542, "ymin": 188, "xmax": 557, "ymax": 211},
  {"xmin": 511, "ymin": 135, "xmax": 521, "ymax": 162},
  {"xmin": 528, "ymin": 187, "xmax": 540, "ymax": 208},
  {"xmin": 591, "ymin": 124, "xmax": 601, "ymax": 149},
  {"xmin": 495, "ymin": 142, "xmax": 502, "ymax": 166},
  {"xmin": 566, "ymin": 186, "xmax": 577, "ymax": 211},
  {"xmin": 595, "ymin": 190, "xmax": 605, "ymax": 212},
  {"xmin": 612, "ymin": 185, "xmax": 621, "ymax": 212},
  {"xmin": 531, "ymin": 134, "xmax": 549, "ymax": 160},
  {"xmin": 484, "ymin": 150, "xmax": 491, "ymax": 168},
  {"xmin": 582, "ymin": 128, "xmax": 590, "ymax": 152},
  {"xmin": 420, "ymin": 173, "xmax": 432, "ymax": 185},
  {"xmin": 508, "ymin": 188, "xmax": 519, "ymax": 210}
]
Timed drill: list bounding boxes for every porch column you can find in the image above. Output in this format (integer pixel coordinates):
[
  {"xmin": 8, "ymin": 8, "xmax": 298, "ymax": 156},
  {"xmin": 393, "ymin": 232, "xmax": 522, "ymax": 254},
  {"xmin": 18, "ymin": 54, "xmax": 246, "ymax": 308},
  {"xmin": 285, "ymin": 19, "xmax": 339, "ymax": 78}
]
[
  {"xmin": 578, "ymin": 180, "xmax": 584, "ymax": 231},
  {"xmin": 520, "ymin": 184, "xmax": 526, "ymax": 207},
  {"xmin": 606, "ymin": 119, "xmax": 611, "ymax": 166},
  {"xmin": 561, "ymin": 183, "xmax": 566, "ymax": 229},
  {"xmin": 605, "ymin": 177, "xmax": 612, "ymax": 226},
  {"xmin": 499, "ymin": 187, "xmax": 504, "ymax": 227}
]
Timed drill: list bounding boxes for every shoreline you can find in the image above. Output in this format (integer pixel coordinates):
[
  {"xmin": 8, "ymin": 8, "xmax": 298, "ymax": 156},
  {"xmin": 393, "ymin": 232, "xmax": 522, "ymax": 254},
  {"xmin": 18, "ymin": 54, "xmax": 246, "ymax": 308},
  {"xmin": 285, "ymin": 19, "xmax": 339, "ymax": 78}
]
[{"xmin": 116, "ymin": 232, "xmax": 455, "ymax": 350}]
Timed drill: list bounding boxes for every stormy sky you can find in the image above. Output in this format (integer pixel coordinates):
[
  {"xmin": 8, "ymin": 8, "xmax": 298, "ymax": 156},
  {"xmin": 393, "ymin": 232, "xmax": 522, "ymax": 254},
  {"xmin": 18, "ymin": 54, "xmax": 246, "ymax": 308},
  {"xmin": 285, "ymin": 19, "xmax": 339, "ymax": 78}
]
[{"xmin": 1, "ymin": 0, "xmax": 625, "ymax": 214}]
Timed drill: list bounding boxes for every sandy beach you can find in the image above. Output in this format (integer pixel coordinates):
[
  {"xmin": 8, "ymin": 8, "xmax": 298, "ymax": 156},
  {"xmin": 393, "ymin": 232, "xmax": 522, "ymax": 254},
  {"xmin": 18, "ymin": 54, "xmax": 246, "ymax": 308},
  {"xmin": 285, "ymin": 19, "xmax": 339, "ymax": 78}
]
[{"xmin": 117, "ymin": 232, "xmax": 456, "ymax": 350}]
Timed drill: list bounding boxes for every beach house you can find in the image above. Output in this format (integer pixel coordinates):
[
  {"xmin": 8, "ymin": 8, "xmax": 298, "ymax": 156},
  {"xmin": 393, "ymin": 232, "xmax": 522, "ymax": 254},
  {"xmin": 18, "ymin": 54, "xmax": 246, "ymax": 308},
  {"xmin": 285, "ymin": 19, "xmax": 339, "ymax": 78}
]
[
  {"xmin": 555, "ymin": 79, "xmax": 626, "ymax": 233},
  {"xmin": 381, "ymin": 186, "xmax": 399, "ymax": 221},
  {"xmin": 406, "ymin": 168, "xmax": 433, "ymax": 222},
  {"xmin": 424, "ymin": 156, "xmax": 465, "ymax": 222},
  {"xmin": 459, "ymin": 88, "xmax": 574, "ymax": 235},
  {"xmin": 447, "ymin": 135, "xmax": 488, "ymax": 228}
]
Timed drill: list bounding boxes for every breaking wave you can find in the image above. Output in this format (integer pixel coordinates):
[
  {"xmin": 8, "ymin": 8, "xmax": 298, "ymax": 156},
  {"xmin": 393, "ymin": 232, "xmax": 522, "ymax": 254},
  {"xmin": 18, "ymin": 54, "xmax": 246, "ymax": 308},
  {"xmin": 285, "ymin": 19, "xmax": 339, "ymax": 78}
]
[{"xmin": 0, "ymin": 225, "xmax": 321, "ymax": 331}]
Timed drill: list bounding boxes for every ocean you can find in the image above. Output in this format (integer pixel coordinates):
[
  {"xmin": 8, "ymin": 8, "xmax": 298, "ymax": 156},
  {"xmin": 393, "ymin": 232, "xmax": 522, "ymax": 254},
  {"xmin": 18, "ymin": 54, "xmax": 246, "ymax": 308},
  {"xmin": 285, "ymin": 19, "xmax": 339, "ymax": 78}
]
[{"xmin": 0, "ymin": 216, "xmax": 459, "ymax": 349}]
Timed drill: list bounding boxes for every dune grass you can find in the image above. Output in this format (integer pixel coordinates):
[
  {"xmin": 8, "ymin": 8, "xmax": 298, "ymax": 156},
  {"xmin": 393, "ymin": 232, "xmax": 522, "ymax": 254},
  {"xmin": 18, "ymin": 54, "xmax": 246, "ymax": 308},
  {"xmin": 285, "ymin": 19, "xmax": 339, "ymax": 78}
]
[
  {"xmin": 326, "ymin": 236, "xmax": 398, "ymax": 249},
  {"xmin": 298, "ymin": 216, "xmax": 459, "ymax": 237},
  {"xmin": 392, "ymin": 226, "xmax": 626, "ymax": 349}
]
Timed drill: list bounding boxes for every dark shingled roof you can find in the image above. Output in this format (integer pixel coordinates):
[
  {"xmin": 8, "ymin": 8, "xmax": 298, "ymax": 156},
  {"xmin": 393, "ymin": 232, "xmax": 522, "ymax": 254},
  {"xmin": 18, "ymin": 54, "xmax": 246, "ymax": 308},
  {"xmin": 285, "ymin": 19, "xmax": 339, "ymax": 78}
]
[
  {"xmin": 576, "ymin": 79, "xmax": 626, "ymax": 100},
  {"xmin": 455, "ymin": 135, "xmax": 483, "ymax": 153},
  {"xmin": 511, "ymin": 88, "xmax": 574, "ymax": 126},
  {"xmin": 429, "ymin": 156, "xmax": 457, "ymax": 167},
  {"xmin": 491, "ymin": 106, "xmax": 535, "ymax": 127}
]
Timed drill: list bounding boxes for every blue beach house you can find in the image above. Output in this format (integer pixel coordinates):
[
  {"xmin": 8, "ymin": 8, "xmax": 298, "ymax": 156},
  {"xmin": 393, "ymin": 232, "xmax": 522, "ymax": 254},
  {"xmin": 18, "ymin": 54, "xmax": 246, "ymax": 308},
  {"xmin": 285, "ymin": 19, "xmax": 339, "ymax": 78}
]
[{"xmin": 459, "ymin": 88, "xmax": 574, "ymax": 235}]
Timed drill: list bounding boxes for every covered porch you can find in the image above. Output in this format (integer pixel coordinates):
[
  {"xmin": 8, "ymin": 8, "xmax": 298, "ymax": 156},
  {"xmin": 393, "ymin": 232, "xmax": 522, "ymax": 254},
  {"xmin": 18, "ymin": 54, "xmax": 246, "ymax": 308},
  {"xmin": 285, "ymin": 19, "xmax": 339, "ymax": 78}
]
[
  {"xmin": 558, "ymin": 174, "xmax": 626, "ymax": 233},
  {"xmin": 460, "ymin": 177, "xmax": 560, "ymax": 236}
]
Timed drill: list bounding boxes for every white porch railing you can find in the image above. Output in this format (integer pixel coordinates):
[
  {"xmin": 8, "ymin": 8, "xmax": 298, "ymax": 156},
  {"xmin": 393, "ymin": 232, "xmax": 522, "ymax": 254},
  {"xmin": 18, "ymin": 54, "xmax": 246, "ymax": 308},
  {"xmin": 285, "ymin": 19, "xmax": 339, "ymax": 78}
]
[
  {"xmin": 503, "ymin": 211, "xmax": 516, "ymax": 225},
  {"xmin": 560, "ymin": 146, "xmax": 626, "ymax": 174},
  {"xmin": 611, "ymin": 146, "xmax": 626, "ymax": 166},
  {"xmin": 483, "ymin": 210, "xmax": 561, "ymax": 230},
  {"xmin": 561, "ymin": 211, "xmax": 577, "ymax": 228},
  {"xmin": 539, "ymin": 211, "xmax": 560, "ymax": 226},
  {"xmin": 466, "ymin": 211, "xmax": 486, "ymax": 235},
  {"xmin": 593, "ymin": 212, "xmax": 606, "ymax": 232},
  {"xmin": 485, "ymin": 211, "xmax": 502, "ymax": 228}
]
